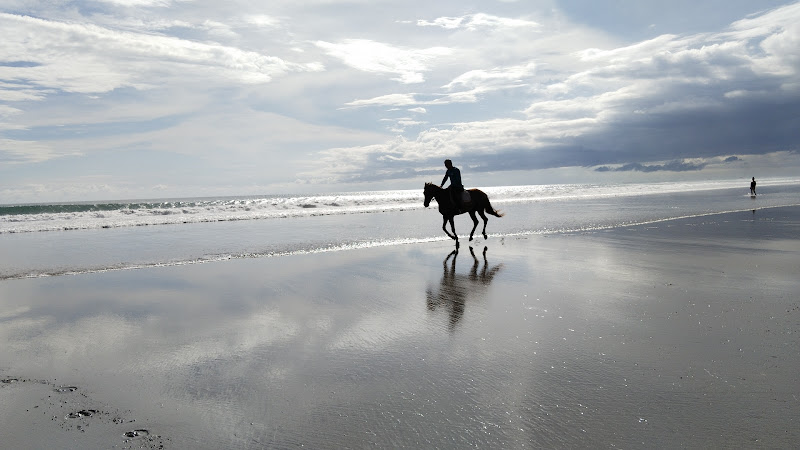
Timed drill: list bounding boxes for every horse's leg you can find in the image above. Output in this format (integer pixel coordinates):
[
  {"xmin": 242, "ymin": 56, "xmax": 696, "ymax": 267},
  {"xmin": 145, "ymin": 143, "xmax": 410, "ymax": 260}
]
[
  {"xmin": 449, "ymin": 216, "xmax": 459, "ymax": 243},
  {"xmin": 468, "ymin": 211, "xmax": 479, "ymax": 241},
  {"xmin": 478, "ymin": 209, "xmax": 489, "ymax": 239},
  {"xmin": 442, "ymin": 216, "xmax": 457, "ymax": 241}
]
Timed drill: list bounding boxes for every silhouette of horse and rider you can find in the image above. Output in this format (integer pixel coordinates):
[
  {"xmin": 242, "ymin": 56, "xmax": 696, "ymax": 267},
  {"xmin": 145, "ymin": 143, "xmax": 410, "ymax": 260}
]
[
  {"xmin": 424, "ymin": 160, "xmax": 503, "ymax": 244},
  {"xmin": 426, "ymin": 246, "xmax": 504, "ymax": 331}
]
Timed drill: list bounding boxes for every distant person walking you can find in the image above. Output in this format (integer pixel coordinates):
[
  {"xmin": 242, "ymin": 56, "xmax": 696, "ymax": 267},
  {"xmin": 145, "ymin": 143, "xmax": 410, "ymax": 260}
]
[
  {"xmin": 750, "ymin": 177, "xmax": 757, "ymax": 196},
  {"xmin": 440, "ymin": 159, "xmax": 464, "ymax": 212}
]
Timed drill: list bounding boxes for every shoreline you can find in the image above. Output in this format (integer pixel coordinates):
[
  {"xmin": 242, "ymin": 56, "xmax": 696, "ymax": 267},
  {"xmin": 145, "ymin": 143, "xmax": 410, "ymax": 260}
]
[{"xmin": 3, "ymin": 202, "xmax": 799, "ymax": 282}]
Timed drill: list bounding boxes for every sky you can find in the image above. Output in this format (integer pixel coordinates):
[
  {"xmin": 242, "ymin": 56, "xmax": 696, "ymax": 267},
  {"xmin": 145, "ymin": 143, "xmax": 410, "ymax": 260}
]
[{"xmin": 1, "ymin": 0, "xmax": 799, "ymax": 203}]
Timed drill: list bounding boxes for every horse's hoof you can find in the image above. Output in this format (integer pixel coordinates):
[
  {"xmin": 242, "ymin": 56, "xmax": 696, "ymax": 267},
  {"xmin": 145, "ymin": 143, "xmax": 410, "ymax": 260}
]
[
  {"xmin": 483, "ymin": 233, "xmax": 488, "ymax": 239},
  {"xmin": 469, "ymin": 236, "xmax": 474, "ymax": 241}
]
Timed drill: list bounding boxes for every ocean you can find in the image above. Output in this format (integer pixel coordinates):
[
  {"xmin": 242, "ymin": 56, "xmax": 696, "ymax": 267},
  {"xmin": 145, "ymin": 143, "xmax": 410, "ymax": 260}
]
[{"xmin": 2, "ymin": 178, "xmax": 799, "ymax": 280}]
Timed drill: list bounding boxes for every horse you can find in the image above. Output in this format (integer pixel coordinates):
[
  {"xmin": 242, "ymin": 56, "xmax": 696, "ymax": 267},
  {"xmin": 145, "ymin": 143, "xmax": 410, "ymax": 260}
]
[{"xmin": 423, "ymin": 182, "xmax": 504, "ymax": 243}]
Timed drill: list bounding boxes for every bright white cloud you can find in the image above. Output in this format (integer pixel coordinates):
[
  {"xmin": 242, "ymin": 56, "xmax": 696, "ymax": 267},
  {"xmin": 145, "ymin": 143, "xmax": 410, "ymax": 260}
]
[
  {"xmin": 345, "ymin": 93, "xmax": 420, "ymax": 108},
  {"xmin": 245, "ymin": 14, "xmax": 280, "ymax": 27},
  {"xmin": 437, "ymin": 62, "xmax": 537, "ymax": 103},
  {"xmin": 417, "ymin": 13, "xmax": 539, "ymax": 31},
  {"xmin": 0, "ymin": 12, "xmax": 322, "ymax": 95},
  {"xmin": 315, "ymin": 39, "xmax": 451, "ymax": 84}
]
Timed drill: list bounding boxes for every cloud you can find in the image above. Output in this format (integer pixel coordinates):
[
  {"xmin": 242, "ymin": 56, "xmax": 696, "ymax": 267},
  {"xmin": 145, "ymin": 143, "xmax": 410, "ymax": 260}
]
[
  {"xmin": 0, "ymin": 103, "xmax": 24, "ymax": 123},
  {"xmin": 444, "ymin": 62, "xmax": 536, "ymax": 91},
  {"xmin": 345, "ymin": 93, "xmax": 421, "ymax": 108},
  {"xmin": 417, "ymin": 13, "xmax": 540, "ymax": 31},
  {"xmin": 440, "ymin": 62, "xmax": 537, "ymax": 102},
  {"xmin": 315, "ymin": 39, "xmax": 451, "ymax": 84},
  {"xmin": 3, "ymin": 1, "xmax": 800, "ymax": 201},
  {"xmin": 0, "ymin": 87, "xmax": 49, "ymax": 103},
  {"xmin": 345, "ymin": 61, "xmax": 537, "ymax": 109},
  {"xmin": 0, "ymin": 138, "xmax": 66, "ymax": 163},
  {"xmin": 595, "ymin": 160, "xmax": 708, "ymax": 173},
  {"xmin": 94, "ymin": 0, "xmax": 173, "ymax": 6},
  {"xmin": 244, "ymin": 14, "xmax": 280, "ymax": 28},
  {"xmin": 0, "ymin": 12, "xmax": 323, "ymax": 96},
  {"xmin": 303, "ymin": 3, "xmax": 800, "ymax": 184}
]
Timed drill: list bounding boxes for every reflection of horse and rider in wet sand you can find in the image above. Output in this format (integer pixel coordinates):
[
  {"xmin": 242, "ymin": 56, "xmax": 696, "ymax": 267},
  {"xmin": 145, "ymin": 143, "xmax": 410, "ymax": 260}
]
[
  {"xmin": 423, "ymin": 160, "xmax": 504, "ymax": 246},
  {"xmin": 426, "ymin": 246, "xmax": 504, "ymax": 331}
]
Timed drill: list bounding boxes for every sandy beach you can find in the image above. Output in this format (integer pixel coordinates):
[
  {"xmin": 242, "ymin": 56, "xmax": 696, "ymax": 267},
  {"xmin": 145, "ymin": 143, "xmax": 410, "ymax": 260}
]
[{"xmin": 1, "ymin": 206, "xmax": 799, "ymax": 448}]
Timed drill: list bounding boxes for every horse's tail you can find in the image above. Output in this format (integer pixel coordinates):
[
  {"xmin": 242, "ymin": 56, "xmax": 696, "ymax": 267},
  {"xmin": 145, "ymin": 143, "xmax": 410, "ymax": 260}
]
[{"xmin": 484, "ymin": 196, "xmax": 504, "ymax": 218}]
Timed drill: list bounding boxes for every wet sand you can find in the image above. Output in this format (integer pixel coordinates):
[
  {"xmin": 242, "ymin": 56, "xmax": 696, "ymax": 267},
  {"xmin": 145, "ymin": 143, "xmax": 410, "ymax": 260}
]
[{"xmin": 1, "ymin": 207, "xmax": 799, "ymax": 448}]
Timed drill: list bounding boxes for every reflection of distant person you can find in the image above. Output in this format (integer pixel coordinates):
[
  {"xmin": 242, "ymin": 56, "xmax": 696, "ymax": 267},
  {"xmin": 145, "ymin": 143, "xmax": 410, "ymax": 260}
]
[
  {"xmin": 750, "ymin": 177, "xmax": 757, "ymax": 196},
  {"xmin": 440, "ymin": 159, "xmax": 464, "ymax": 212}
]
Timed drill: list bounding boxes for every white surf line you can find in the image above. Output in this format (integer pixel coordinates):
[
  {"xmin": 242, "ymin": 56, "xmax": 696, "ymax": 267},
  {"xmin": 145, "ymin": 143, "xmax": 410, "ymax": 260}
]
[{"xmin": 0, "ymin": 204, "xmax": 427, "ymax": 235}]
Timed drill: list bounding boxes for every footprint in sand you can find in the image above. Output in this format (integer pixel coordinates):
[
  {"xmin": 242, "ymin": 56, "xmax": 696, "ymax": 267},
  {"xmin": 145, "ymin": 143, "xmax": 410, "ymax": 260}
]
[
  {"xmin": 123, "ymin": 429, "xmax": 150, "ymax": 439},
  {"xmin": 54, "ymin": 386, "xmax": 79, "ymax": 393},
  {"xmin": 2, "ymin": 376, "xmax": 167, "ymax": 448},
  {"xmin": 66, "ymin": 409, "xmax": 99, "ymax": 419}
]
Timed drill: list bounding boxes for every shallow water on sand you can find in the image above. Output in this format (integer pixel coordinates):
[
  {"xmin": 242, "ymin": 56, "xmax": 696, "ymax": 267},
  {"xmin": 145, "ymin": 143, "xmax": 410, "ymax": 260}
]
[
  {"xmin": 3, "ymin": 180, "xmax": 800, "ymax": 280},
  {"xmin": 1, "ymin": 207, "xmax": 799, "ymax": 448}
]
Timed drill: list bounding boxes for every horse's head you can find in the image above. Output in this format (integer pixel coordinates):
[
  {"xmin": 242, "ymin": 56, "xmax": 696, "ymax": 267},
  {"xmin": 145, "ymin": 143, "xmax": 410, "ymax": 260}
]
[{"xmin": 423, "ymin": 182, "xmax": 437, "ymax": 208}]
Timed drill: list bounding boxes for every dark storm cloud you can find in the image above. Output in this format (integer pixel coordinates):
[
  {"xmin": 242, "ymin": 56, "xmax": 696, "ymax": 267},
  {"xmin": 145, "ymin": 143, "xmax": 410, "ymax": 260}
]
[
  {"xmin": 595, "ymin": 160, "xmax": 707, "ymax": 173},
  {"xmin": 570, "ymin": 93, "xmax": 800, "ymax": 168}
]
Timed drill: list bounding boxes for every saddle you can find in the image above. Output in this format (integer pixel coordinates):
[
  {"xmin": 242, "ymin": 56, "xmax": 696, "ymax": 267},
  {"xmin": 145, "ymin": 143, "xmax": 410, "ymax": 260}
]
[
  {"xmin": 449, "ymin": 188, "xmax": 472, "ymax": 209},
  {"xmin": 461, "ymin": 190, "xmax": 472, "ymax": 205}
]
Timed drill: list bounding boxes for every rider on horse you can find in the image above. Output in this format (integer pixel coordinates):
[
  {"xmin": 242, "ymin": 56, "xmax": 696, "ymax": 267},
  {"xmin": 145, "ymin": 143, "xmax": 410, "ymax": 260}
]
[{"xmin": 440, "ymin": 159, "xmax": 464, "ymax": 212}]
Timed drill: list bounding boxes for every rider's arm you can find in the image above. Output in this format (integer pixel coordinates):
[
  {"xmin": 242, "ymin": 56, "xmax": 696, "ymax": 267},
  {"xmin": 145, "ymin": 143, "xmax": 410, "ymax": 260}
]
[{"xmin": 440, "ymin": 172, "xmax": 449, "ymax": 187}]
